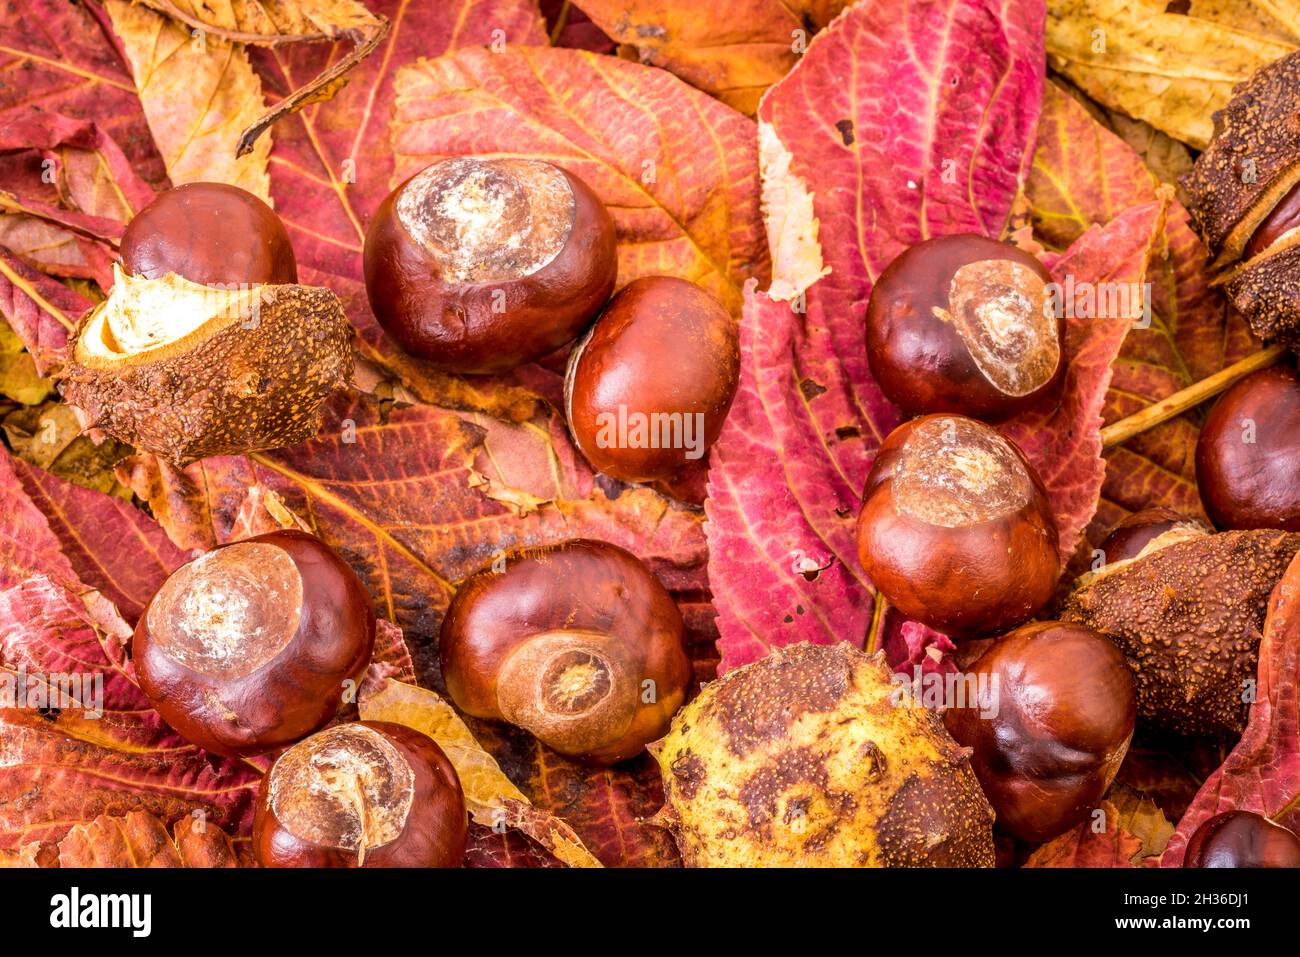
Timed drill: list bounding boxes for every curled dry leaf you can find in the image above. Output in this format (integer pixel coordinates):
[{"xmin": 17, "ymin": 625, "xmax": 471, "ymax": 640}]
[
  {"xmin": 124, "ymin": 0, "xmax": 393, "ymax": 158},
  {"xmin": 1161, "ymin": 549, "xmax": 1300, "ymax": 865},
  {"xmin": 1046, "ymin": 0, "xmax": 1296, "ymax": 149},
  {"xmin": 571, "ymin": 0, "xmax": 852, "ymax": 115},
  {"xmin": 1024, "ymin": 785, "xmax": 1173, "ymax": 867},
  {"xmin": 359, "ymin": 677, "xmax": 601, "ymax": 868},
  {"xmin": 105, "ymin": 0, "xmax": 272, "ymax": 197}
]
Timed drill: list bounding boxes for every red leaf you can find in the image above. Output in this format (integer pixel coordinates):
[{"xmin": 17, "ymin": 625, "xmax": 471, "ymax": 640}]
[
  {"xmin": 1001, "ymin": 196, "xmax": 1170, "ymax": 563},
  {"xmin": 706, "ymin": 0, "xmax": 1045, "ymax": 672},
  {"xmin": 0, "ymin": 249, "xmax": 87, "ymax": 374},
  {"xmin": 0, "ymin": 1, "xmax": 168, "ymax": 188},
  {"xmin": 1, "ymin": 452, "xmax": 190, "ymax": 623},
  {"xmin": 121, "ymin": 395, "xmax": 708, "ymax": 675},
  {"xmin": 1161, "ymin": 550, "xmax": 1300, "ymax": 865}
]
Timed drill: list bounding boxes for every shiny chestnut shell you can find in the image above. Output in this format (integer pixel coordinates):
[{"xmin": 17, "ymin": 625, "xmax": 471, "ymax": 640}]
[
  {"xmin": 440, "ymin": 539, "xmax": 690, "ymax": 764},
  {"xmin": 1183, "ymin": 811, "xmax": 1300, "ymax": 868},
  {"xmin": 943, "ymin": 621, "xmax": 1136, "ymax": 842},
  {"xmin": 856, "ymin": 414, "xmax": 1060, "ymax": 638},
  {"xmin": 1196, "ymin": 364, "xmax": 1300, "ymax": 531},
  {"xmin": 564, "ymin": 276, "xmax": 738, "ymax": 483},
  {"xmin": 134, "ymin": 530, "xmax": 376, "ymax": 757},
  {"xmin": 866, "ymin": 233, "xmax": 1061, "ymax": 420},
  {"xmin": 253, "ymin": 721, "xmax": 467, "ymax": 868},
  {"xmin": 120, "ymin": 182, "xmax": 297, "ymax": 286},
  {"xmin": 1098, "ymin": 506, "xmax": 1209, "ymax": 566},
  {"xmin": 363, "ymin": 157, "xmax": 617, "ymax": 374}
]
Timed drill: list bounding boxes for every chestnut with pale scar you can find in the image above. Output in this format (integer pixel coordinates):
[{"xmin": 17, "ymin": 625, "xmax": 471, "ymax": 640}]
[
  {"xmin": 133, "ymin": 530, "xmax": 376, "ymax": 758},
  {"xmin": 866, "ymin": 233, "xmax": 1061, "ymax": 421},
  {"xmin": 440, "ymin": 539, "xmax": 691, "ymax": 764},
  {"xmin": 255, "ymin": 721, "xmax": 467, "ymax": 868},
  {"xmin": 857, "ymin": 415, "xmax": 1059, "ymax": 638},
  {"xmin": 364, "ymin": 156, "xmax": 617, "ymax": 373}
]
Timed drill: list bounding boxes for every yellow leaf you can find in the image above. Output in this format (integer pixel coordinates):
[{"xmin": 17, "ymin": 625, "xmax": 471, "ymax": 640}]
[
  {"xmin": 359, "ymin": 678, "xmax": 603, "ymax": 868},
  {"xmin": 105, "ymin": 0, "xmax": 272, "ymax": 197},
  {"xmin": 1047, "ymin": 0, "xmax": 1295, "ymax": 149},
  {"xmin": 0, "ymin": 321, "xmax": 52, "ymax": 406}
]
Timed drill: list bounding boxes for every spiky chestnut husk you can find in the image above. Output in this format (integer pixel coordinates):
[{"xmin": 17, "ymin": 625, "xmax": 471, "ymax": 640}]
[
  {"xmin": 60, "ymin": 269, "xmax": 352, "ymax": 466},
  {"xmin": 649, "ymin": 642, "xmax": 995, "ymax": 868},
  {"xmin": 1061, "ymin": 529, "xmax": 1300, "ymax": 740},
  {"xmin": 1182, "ymin": 52, "xmax": 1300, "ymax": 267},
  {"xmin": 1182, "ymin": 51, "xmax": 1300, "ymax": 345}
]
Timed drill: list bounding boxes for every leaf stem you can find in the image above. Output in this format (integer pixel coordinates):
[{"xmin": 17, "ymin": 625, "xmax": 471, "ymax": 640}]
[{"xmin": 1101, "ymin": 344, "xmax": 1288, "ymax": 448}]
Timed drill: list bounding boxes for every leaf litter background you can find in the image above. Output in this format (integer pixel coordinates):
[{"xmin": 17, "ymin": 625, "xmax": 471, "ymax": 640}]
[{"xmin": 0, "ymin": 0, "xmax": 1297, "ymax": 867}]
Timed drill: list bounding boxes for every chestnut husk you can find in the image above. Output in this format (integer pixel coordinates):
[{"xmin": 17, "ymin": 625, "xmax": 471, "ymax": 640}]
[
  {"xmin": 1182, "ymin": 50, "xmax": 1300, "ymax": 347},
  {"xmin": 1062, "ymin": 529, "xmax": 1300, "ymax": 739}
]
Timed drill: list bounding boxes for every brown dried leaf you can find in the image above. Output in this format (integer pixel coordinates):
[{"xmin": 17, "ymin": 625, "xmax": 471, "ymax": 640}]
[
  {"xmin": 359, "ymin": 677, "xmax": 602, "ymax": 868},
  {"xmin": 106, "ymin": 0, "xmax": 271, "ymax": 196}
]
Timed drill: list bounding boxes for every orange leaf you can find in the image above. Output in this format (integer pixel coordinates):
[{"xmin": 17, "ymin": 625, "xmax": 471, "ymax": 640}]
[{"xmin": 572, "ymin": 1, "xmax": 851, "ymax": 114}]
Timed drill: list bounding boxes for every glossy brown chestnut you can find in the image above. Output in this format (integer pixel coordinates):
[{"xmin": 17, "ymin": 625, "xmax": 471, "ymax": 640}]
[
  {"xmin": 856, "ymin": 414, "xmax": 1060, "ymax": 638},
  {"xmin": 564, "ymin": 276, "xmax": 738, "ymax": 483},
  {"xmin": 1195, "ymin": 364, "xmax": 1300, "ymax": 531},
  {"xmin": 363, "ymin": 157, "xmax": 617, "ymax": 373},
  {"xmin": 440, "ymin": 539, "xmax": 690, "ymax": 764},
  {"xmin": 1097, "ymin": 506, "xmax": 1209, "ymax": 566},
  {"xmin": 944, "ymin": 621, "xmax": 1137, "ymax": 843},
  {"xmin": 134, "ymin": 530, "xmax": 376, "ymax": 757},
  {"xmin": 1183, "ymin": 811, "xmax": 1300, "ymax": 868},
  {"xmin": 120, "ymin": 182, "xmax": 297, "ymax": 286},
  {"xmin": 253, "ymin": 721, "xmax": 467, "ymax": 868},
  {"xmin": 1245, "ymin": 179, "xmax": 1300, "ymax": 259},
  {"xmin": 866, "ymin": 233, "xmax": 1061, "ymax": 420}
]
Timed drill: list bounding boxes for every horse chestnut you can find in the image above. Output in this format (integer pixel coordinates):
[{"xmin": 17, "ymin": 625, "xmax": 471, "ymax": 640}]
[
  {"xmin": 1097, "ymin": 506, "xmax": 1209, "ymax": 567},
  {"xmin": 1196, "ymin": 364, "xmax": 1300, "ymax": 531},
  {"xmin": 363, "ymin": 156, "xmax": 617, "ymax": 373},
  {"xmin": 134, "ymin": 530, "xmax": 376, "ymax": 757},
  {"xmin": 856, "ymin": 414, "xmax": 1060, "ymax": 638},
  {"xmin": 253, "ymin": 721, "xmax": 467, "ymax": 868},
  {"xmin": 1244, "ymin": 180, "xmax": 1300, "ymax": 259},
  {"xmin": 120, "ymin": 182, "xmax": 297, "ymax": 286},
  {"xmin": 866, "ymin": 233, "xmax": 1061, "ymax": 420},
  {"xmin": 564, "ymin": 276, "xmax": 738, "ymax": 483},
  {"xmin": 1183, "ymin": 811, "xmax": 1300, "ymax": 868},
  {"xmin": 440, "ymin": 539, "xmax": 690, "ymax": 764},
  {"xmin": 943, "ymin": 621, "xmax": 1137, "ymax": 842}
]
